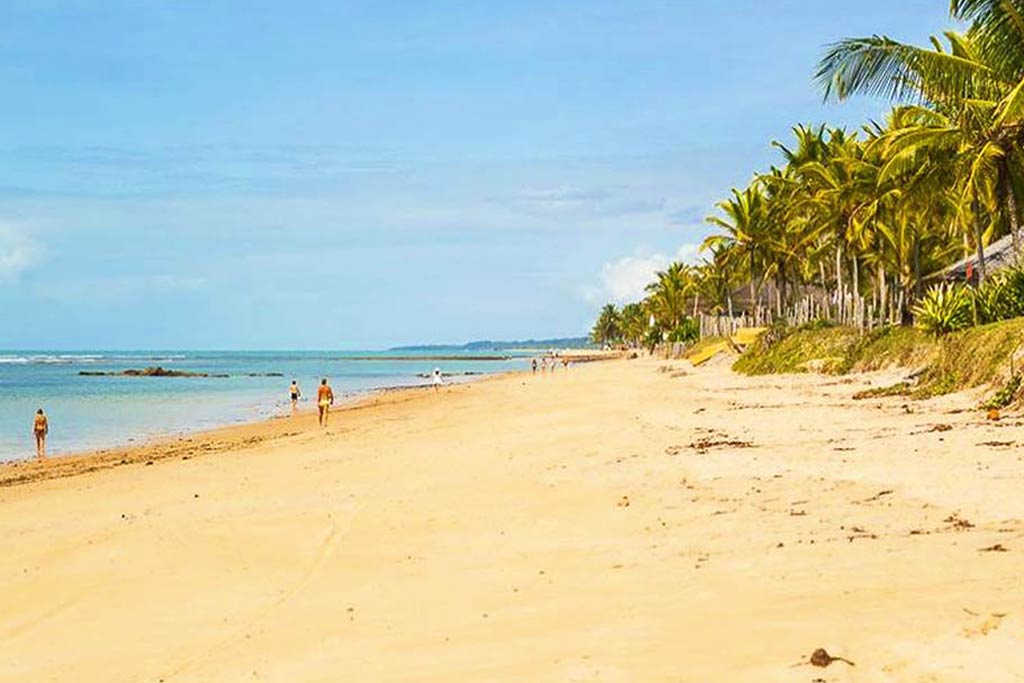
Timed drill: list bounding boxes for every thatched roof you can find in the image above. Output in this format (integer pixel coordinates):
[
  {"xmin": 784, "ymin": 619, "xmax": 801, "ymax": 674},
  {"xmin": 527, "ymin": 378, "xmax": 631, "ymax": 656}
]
[{"xmin": 944, "ymin": 233, "xmax": 1020, "ymax": 281}]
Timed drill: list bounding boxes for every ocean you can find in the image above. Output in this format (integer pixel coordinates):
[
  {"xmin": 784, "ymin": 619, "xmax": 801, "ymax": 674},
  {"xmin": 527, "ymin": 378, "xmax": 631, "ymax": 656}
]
[{"xmin": 0, "ymin": 350, "xmax": 528, "ymax": 461}]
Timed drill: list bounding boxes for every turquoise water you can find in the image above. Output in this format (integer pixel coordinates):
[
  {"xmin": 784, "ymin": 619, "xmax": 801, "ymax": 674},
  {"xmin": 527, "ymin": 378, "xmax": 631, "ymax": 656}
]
[{"xmin": 0, "ymin": 350, "xmax": 527, "ymax": 461}]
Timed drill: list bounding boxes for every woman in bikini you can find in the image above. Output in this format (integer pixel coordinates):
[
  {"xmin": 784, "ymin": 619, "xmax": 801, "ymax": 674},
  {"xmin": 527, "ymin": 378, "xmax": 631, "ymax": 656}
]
[
  {"xmin": 317, "ymin": 379, "xmax": 334, "ymax": 427},
  {"xmin": 33, "ymin": 408, "xmax": 48, "ymax": 458}
]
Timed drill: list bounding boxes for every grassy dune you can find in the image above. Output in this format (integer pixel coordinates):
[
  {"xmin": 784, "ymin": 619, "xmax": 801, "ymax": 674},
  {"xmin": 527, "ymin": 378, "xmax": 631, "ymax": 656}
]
[{"xmin": 733, "ymin": 319, "xmax": 1024, "ymax": 403}]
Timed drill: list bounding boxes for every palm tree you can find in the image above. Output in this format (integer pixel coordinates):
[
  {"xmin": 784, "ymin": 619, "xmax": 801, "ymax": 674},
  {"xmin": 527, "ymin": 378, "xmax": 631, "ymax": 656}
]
[
  {"xmin": 703, "ymin": 185, "xmax": 771, "ymax": 311},
  {"xmin": 619, "ymin": 303, "xmax": 648, "ymax": 347},
  {"xmin": 590, "ymin": 304, "xmax": 621, "ymax": 346},
  {"xmin": 644, "ymin": 262, "xmax": 693, "ymax": 330},
  {"xmin": 815, "ymin": 28, "xmax": 1024, "ymax": 281}
]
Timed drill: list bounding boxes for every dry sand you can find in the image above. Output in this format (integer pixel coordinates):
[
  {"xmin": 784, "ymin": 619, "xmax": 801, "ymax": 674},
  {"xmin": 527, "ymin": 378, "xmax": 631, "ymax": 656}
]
[{"xmin": 2, "ymin": 357, "xmax": 1024, "ymax": 681}]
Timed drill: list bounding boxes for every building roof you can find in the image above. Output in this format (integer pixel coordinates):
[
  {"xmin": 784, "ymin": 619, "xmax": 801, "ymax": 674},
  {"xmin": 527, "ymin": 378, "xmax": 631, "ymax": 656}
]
[{"xmin": 944, "ymin": 233, "xmax": 1020, "ymax": 280}]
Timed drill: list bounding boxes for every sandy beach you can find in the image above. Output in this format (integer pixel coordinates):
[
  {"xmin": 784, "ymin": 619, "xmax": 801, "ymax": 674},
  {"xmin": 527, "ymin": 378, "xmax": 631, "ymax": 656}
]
[{"xmin": 2, "ymin": 357, "xmax": 1023, "ymax": 681}]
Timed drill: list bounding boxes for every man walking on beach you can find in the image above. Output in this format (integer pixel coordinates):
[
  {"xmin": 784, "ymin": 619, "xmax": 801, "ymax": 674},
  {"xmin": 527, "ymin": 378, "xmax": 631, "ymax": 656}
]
[
  {"xmin": 317, "ymin": 379, "xmax": 334, "ymax": 427},
  {"xmin": 289, "ymin": 380, "xmax": 301, "ymax": 415},
  {"xmin": 32, "ymin": 408, "xmax": 48, "ymax": 458}
]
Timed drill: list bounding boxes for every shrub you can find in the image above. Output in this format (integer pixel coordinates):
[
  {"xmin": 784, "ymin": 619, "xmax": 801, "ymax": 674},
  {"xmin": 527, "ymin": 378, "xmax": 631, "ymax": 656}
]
[
  {"xmin": 666, "ymin": 318, "xmax": 699, "ymax": 343},
  {"xmin": 975, "ymin": 264, "xmax": 1024, "ymax": 324},
  {"xmin": 913, "ymin": 283, "xmax": 975, "ymax": 336}
]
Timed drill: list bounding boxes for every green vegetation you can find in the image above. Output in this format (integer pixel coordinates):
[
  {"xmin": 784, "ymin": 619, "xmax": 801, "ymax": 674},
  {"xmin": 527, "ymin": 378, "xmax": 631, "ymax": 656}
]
[{"xmin": 912, "ymin": 264, "xmax": 1024, "ymax": 336}]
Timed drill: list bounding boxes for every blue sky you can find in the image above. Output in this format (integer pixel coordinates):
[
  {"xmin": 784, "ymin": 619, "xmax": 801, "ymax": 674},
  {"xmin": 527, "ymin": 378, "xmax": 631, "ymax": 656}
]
[{"xmin": 0, "ymin": 1, "xmax": 954, "ymax": 348}]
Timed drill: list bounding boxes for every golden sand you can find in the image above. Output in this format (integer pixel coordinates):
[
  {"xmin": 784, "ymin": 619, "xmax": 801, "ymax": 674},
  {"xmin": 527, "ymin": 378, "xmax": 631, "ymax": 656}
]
[{"xmin": 2, "ymin": 357, "xmax": 1022, "ymax": 681}]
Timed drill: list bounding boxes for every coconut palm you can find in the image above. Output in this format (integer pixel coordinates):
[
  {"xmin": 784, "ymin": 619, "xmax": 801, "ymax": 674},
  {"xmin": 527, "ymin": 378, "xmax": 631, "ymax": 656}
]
[
  {"xmin": 703, "ymin": 185, "xmax": 772, "ymax": 311},
  {"xmin": 618, "ymin": 303, "xmax": 649, "ymax": 347},
  {"xmin": 644, "ymin": 262, "xmax": 694, "ymax": 330},
  {"xmin": 590, "ymin": 304, "xmax": 621, "ymax": 346},
  {"xmin": 815, "ymin": 28, "xmax": 1024, "ymax": 280}
]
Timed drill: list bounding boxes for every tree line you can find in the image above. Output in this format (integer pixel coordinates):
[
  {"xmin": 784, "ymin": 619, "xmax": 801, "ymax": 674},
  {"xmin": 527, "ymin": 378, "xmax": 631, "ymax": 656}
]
[{"xmin": 592, "ymin": 1, "xmax": 1024, "ymax": 346}]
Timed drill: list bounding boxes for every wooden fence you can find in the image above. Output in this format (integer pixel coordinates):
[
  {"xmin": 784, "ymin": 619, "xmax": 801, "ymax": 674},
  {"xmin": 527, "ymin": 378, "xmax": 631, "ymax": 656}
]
[{"xmin": 697, "ymin": 290, "xmax": 907, "ymax": 340}]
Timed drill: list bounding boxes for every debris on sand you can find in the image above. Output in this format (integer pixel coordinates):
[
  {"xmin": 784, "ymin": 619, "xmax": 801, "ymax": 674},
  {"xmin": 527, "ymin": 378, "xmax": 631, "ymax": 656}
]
[
  {"xmin": 944, "ymin": 513, "xmax": 975, "ymax": 531},
  {"xmin": 809, "ymin": 648, "xmax": 855, "ymax": 668},
  {"xmin": 792, "ymin": 648, "xmax": 856, "ymax": 669},
  {"xmin": 853, "ymin": 382, "xmax": 912, "ymax": 400},
  {"xmin": 858, "ymin": 489, "xmax": 893, "ymax": 504},
  {"xmin": 688, "ymin": 438, "xmax": 754, "ymax": 454},
  {"xmin": 980, "ymin": 543, "xmax": 1009, "ymax": 552},
  {"xmin": 616, "ymin": 495, "xmax": 630, "ymax": 508},
  {"xmin": 929, "ymin": 423, "xmax": 954, "ymax": 432}
]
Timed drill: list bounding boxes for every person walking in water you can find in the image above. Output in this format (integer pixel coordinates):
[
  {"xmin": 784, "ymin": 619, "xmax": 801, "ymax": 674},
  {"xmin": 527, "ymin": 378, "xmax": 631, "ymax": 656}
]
[
  {"xmin": 289, "ymin": 380, "xmax": 301, "ymax": 415},
  {"xmin": 317, "ymin": 378, "xmax": 334, "ymax": 427},
  {"xmin": 531, "ymin": 358, "xmax": 538, "ymax": 374},
  {"xmin": 32, "ymin": 409, "xmax": 48, "ymax": 458},
  {"xmin": 432, "ymin": 367, "xmax": 444, "ymax": 392}
]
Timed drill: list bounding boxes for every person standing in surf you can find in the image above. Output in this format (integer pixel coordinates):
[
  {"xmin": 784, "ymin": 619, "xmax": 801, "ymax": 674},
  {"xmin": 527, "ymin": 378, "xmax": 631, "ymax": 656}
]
[
  {"xmin": 317, "ymin": 379, "xmax": 334, "ymax": 427},
  {"xmin": 32, "ymin": 409, "xmax": 48, "ymax": 458}
]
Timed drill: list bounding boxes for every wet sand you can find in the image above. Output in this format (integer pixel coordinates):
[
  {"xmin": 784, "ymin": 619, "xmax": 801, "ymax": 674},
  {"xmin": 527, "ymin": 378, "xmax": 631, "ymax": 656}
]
[{"xmin": 2, "ymin": 356, "xmax": 1023, "ymax": 681}]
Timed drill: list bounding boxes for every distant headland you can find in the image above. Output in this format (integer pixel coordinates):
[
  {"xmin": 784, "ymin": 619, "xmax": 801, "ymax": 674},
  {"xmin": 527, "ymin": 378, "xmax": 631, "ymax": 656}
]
[{"xmin": 389, "ymin": 337, "xmax": 593, "ymax": 353}]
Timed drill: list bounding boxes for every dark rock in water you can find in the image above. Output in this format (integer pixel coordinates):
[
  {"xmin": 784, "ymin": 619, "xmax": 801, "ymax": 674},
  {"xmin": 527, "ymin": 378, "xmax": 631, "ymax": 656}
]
[
  {"xmin": 125, "ymin": 366, "xmax": 209, "ymax": 377},
  {"xmin": 79, "ymin": 366, "xmax": 217, "ymax": 378},
  {"xmin": 246, "ymin": 372, "xmax": 285, "ymax": 377}
]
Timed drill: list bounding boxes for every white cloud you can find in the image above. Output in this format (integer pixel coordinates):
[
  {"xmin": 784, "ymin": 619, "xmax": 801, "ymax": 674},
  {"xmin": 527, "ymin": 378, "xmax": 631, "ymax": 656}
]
[
  {"xmin": 0, "ymin": 224, "xmax": 41, "ymax": 280},
  {"xmin": 595, "ymin": 244, "xmax": 701, "ymax": 304}
]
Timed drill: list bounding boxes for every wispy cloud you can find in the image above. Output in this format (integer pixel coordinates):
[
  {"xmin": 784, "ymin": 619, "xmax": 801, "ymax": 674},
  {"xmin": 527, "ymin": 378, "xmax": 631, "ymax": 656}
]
[
  {"xmin": 667, "ymin": 204, "xmax": 710, "ymax": 226},
  {"xmin": 498, "ymin": 185, "xmax": 665, "ymax": 218},
  {"xmin": 35, "ymin": 273, "xmax": 206, "ymax": 304},
  {"xmin": 0, "ymin": 224, "xmax": 41, "ymax": 280},
  {"xmin": 0, "ymin": 144, "xmax": 405, "ymax": 199}
]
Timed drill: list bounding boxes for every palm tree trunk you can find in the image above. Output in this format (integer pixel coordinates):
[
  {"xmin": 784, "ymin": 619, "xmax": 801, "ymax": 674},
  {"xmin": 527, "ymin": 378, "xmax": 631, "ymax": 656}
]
[
  {"xmin": 974, "ymin": 209, "xmax": 987, "ymax": 285},
  {"xmin": 851, "ymin": 255, "xmax": 859, "ymax": 300},
  {"xmin": 749, "ymin": 252, "xmax": 756, "ymax": 318},
  {"xmin": 877, "ymin": 264, "xmax": 886, "ymax": 326},
  {"xmin": 913, "ymin": 237, "xmax": 922, "ymax": 302},
  {"xmin": 1007, "ymin": 173, "xmax": 1020, "ymax": 262},
  {"xmin": 819, "ymin": 261, "xmax": 827, "ymax": 319},
  {"xmin": 835, "ymin": 242, "xmax": 843, "ymax": 323}
]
